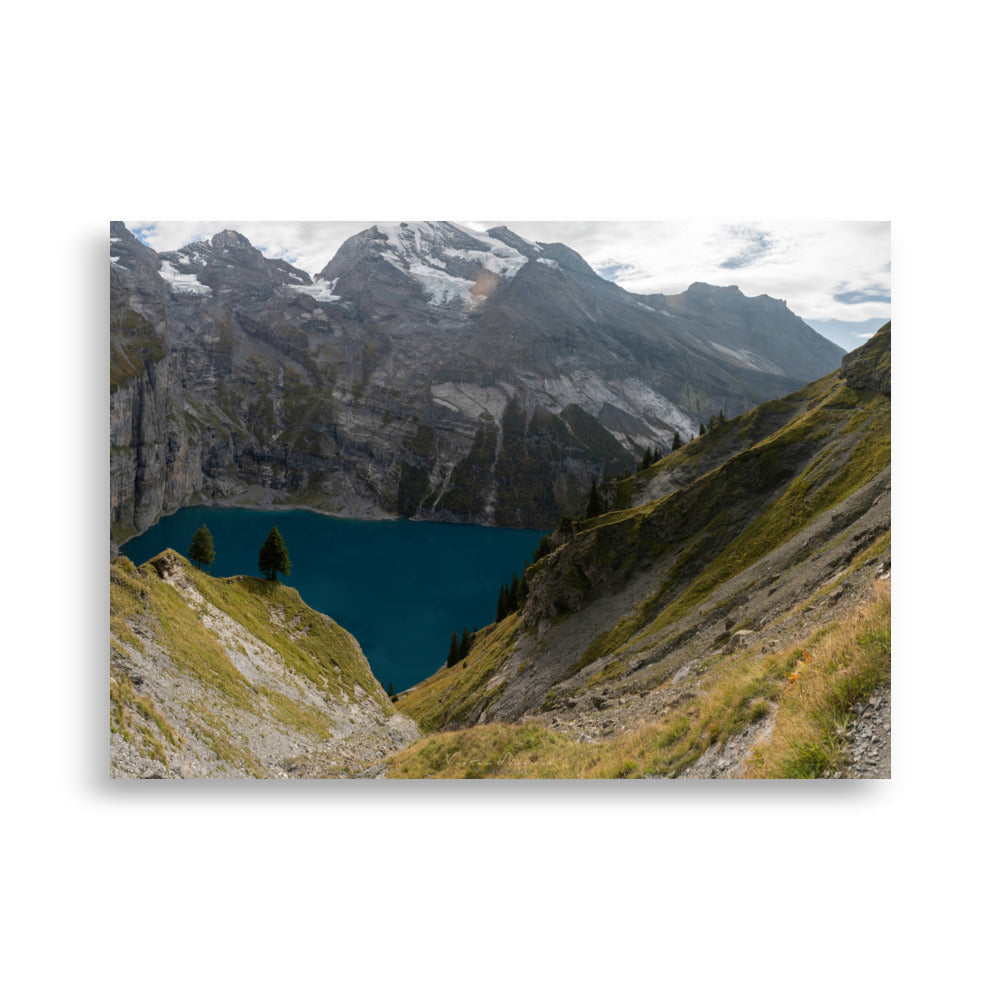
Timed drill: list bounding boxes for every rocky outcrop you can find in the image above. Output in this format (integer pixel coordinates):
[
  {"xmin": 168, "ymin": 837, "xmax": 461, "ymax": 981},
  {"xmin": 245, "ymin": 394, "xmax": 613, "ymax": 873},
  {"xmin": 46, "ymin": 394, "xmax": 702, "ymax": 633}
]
[{"xmin": 840, "ymin": 323, "xmax": 891, "ymax": 395}]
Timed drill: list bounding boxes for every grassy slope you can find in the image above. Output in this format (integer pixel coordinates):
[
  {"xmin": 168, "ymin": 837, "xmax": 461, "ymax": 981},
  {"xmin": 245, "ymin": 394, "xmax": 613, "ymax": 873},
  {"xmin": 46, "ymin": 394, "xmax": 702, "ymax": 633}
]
[
  {"xmin": 387, "ymin": 583, "xmax": 889, "ymax": 778},
  {"xmin": 392, "ymin": 329, "xmax": 891, "ymax": 776},
  {"xmin": 110, "ymin": 551, "xmax": 391, "ymax": 773},
  {"xmin": 395, "ymin": 614, "xmax": 521, "ymax": 732}
]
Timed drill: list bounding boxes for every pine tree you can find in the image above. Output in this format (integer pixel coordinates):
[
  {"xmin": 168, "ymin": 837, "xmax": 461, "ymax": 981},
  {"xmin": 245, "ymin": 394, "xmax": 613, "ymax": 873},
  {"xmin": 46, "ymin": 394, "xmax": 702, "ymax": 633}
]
[
  {"xmin": 640, "ymin": 447, "xmax": 652, "ymax": 470},
  {"xmin": 387, "ymin": 680, "xmax": 396, "ymax": 700},
  {"xmin": 448, "ymin": 631, "xmax": 460, "ymax": 667},
  {"xmin": 187, "ymin": 523, "xmax": 215, "ymax": 571},
  {"xmin": 517, "ymin": 571, "xmax": 529, "ymax": 606},
  {"xmin": 258, "ymin": 526, "xmax": 291, "ymax": 581},
  {"xmin": 496, "ymin": 584, "xmax": 508, "ymax": 622},
  {"xmin": 699, "ymin": 422, "xmax": 706, "ymax": 436},
  {"xmin": 459, "ymin": 627, "xmax": 472, "ymax": 659},
  {"xmin": 672, "ymin": 430, "xmax": 682, "ymax": 451},
  {"xmin": 585, "ymin": 479, "xmax": 604, "ymax": 519}
]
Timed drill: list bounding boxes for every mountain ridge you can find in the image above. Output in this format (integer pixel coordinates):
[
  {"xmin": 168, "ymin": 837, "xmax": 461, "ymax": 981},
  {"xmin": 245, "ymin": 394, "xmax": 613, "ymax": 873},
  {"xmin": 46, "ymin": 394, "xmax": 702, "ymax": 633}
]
[{"xmin": 110, "ymin": 221, "xmax": 845, "ymax": 541}]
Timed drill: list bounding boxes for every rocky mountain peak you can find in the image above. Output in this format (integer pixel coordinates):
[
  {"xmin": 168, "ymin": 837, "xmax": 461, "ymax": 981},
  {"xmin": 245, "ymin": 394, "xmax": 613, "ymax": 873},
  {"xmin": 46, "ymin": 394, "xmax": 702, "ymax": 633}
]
[
  {"xmin": 210, "ymin": 229, "xmax": 255, "ymax": 251},
  {"xmin": 685, "ymin": 281, "xmax": 743, "ymax": 300},
  {"xmin": 532, "ymin": 241, "xmax": 599, "ymax": 279},
  {"xmin": 319, "ymin": 221, "xmax": 540, "ymax": 311},
  {"xmin": 486, "ymin": 225, "xmax": 543, "ymax": 258}
]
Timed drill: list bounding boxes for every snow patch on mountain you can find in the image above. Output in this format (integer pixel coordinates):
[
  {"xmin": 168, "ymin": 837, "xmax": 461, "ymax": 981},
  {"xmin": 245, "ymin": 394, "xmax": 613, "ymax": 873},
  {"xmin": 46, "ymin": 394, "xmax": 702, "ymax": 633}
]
[
  {"xmin": 441, "ymin": 246, "xmax": 527, "ymax": 278},
  {"xmin": 410, "ymin": 265, "xmax": 475, "ymax": 306},
  {"xmin": 636, "ymin": 301, "xmax": 672, "ymax": 317},
  {"xmin": 374, "ymin": 222, "xmax": 532, "ymax": 307},
  {"xmin": 297, "ymin": 277, "xmax": 341, "ymax": 302},
  {"xmin": 160, "ymin": 260, "xmax": 212, "ymax": 296}
]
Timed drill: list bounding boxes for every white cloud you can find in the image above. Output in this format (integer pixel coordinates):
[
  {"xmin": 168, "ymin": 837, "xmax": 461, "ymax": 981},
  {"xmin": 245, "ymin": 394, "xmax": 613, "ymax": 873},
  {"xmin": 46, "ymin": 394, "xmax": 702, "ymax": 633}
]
[
  {"xmin": 481, "ymin": 221, "xmax": 890, "ymax": 324},
  {"xmin": 125, "ymin": 220, "xmax": 890, "ymax": 324}
]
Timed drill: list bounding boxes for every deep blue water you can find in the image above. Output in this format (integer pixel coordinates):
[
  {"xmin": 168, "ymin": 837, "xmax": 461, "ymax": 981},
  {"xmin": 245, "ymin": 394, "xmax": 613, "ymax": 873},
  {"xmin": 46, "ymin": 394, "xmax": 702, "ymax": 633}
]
[{"xmin": 120, "ymin": 507, "xmax": 545, "ymax": 693}]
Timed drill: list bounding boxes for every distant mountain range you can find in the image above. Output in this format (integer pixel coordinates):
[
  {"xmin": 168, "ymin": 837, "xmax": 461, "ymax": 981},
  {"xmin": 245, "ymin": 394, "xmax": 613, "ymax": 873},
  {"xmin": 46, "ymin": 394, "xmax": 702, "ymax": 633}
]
[{"xmin": 110, "ymin": 221, "xmax": 844, "ymax": 538}]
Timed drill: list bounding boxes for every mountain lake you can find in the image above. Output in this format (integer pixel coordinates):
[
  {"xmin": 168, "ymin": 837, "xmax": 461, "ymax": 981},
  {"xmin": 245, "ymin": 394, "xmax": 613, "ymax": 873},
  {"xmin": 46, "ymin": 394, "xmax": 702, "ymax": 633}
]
[{"xmin": 120, "ymin": 506, "xmax": 546, "ymax": 694}]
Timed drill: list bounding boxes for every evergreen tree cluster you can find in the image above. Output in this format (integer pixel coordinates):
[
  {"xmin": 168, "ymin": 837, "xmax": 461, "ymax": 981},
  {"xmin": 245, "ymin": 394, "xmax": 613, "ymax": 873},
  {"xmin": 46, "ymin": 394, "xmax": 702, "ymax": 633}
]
[
  {"xmin": 639, "ymin": 445, "xmax": 664, "ymax": 471},
  {"xmin": 706, "ymin": 409, "xmax": 726, "ymax": 433},
  {"xmin": 447, "ymin": 627, "xmax": 474, "ymax": 667},
  {"xmin": 183, "ymin": 523, "xmax": 293, "ymax": 583},
  {"xmin": 496, "ymin": 567, "xmax": 528, "ymax": 622},
  {"xmin": 585, "ymin": 478, "xmax": 605, "ymax": 519}
]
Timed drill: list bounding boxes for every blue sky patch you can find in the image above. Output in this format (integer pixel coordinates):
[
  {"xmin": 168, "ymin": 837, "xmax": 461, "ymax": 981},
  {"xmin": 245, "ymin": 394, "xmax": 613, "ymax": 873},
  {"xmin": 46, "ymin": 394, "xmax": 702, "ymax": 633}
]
[{"xmin": 720, "ymin": 227, "xmax": 776, "ymax": 269}]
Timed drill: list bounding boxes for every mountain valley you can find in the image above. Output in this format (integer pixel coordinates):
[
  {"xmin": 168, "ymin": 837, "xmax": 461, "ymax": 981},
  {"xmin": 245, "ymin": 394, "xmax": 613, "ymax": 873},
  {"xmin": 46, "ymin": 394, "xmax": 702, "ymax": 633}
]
[{"xmin": 108, "ymin": 222, "xmax": 888, "ymax": 779}]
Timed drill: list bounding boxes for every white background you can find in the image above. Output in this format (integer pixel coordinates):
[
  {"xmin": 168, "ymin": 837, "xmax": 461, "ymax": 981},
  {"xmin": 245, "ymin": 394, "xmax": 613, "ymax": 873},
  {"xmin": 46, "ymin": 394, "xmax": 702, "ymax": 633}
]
[{"xmin": 3, "ymin": 2, "xmax": 996, "ymax": 997}]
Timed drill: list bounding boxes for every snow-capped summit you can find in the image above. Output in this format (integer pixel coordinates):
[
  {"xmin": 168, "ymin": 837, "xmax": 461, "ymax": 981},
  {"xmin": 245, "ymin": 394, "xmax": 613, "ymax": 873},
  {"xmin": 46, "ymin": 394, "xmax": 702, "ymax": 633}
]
[{"xmin": 318, "ymin": 221, "xmax": 549, "ymax": 309}]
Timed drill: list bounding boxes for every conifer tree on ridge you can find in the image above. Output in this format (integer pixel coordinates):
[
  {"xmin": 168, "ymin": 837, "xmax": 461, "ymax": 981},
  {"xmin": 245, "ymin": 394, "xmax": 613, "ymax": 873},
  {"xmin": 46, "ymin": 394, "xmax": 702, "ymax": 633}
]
[
  {"xmin": 187, "ymin": 523, "xmax": 215, "ymax": 572},
  {"xmin": 258, "ymin": 526, "xmax": 292, "ymax": 581}
]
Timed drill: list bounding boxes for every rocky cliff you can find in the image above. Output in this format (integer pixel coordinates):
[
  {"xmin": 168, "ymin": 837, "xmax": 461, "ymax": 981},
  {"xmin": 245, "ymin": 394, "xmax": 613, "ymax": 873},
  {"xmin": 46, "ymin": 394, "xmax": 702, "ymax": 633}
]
[
  {"xmin": 110, "ymin": 550, "xmax": 419, "ymax": 778},
  {"xmin": 110, "ymin": 221, "xmax": 845, "ymax": 540}
]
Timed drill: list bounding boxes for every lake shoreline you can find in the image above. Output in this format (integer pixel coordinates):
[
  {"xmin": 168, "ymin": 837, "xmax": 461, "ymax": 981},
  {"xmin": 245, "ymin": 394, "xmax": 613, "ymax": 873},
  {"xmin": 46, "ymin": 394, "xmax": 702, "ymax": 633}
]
[
  {"xmin": 119, "ymin": 505, "xmax": 546, "ymax": 693},
  {"xmin": 116, "ymin": 495, "xmax": 555, "ymax": 551}
]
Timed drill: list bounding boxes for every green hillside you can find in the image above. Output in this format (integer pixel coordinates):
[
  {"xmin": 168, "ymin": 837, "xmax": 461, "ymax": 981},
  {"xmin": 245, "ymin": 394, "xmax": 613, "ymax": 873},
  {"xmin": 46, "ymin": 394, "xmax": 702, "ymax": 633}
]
[{"xmin": 393, "ymin": 326, "xmax": 891, "ymax": 777}]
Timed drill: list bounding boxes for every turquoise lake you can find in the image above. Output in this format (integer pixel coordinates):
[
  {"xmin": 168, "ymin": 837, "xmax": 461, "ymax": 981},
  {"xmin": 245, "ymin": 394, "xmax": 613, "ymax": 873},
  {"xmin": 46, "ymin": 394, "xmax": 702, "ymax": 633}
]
[{"xmin": 120, "ymin": 507, "xmax": 546, "ymax": 694}]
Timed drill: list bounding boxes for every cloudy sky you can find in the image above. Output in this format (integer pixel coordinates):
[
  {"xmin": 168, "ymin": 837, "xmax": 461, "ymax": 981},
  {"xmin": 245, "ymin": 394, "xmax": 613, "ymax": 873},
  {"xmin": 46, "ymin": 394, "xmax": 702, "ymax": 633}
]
[{"xmin": 127, "ymin": 220, "xmax": 890, "ymax": 351}]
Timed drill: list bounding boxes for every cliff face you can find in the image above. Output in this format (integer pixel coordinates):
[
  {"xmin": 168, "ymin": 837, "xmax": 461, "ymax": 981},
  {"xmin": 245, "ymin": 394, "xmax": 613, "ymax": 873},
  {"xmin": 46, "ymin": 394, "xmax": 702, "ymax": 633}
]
[
  {"xmin": 110, "ymin": 221, "xmax": 845, "ymax": 539},
  {"xmin": 397, "ymin": 328, "xmax": 890, "ymax": 747},
  {"xmin": 110, "ymin": 550, "xmax": 419, "ymax": 778}
]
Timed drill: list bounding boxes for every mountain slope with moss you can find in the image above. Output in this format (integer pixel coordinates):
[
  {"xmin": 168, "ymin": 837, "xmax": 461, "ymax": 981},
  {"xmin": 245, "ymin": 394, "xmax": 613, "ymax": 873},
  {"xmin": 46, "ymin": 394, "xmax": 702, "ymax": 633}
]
[
  {"xmin": 110, "ymin": 550, "xmax": 419, "ymax": 778},
  {"xmin": 392, "ymin": 326, "xmax": 891, "ymax": 777}
]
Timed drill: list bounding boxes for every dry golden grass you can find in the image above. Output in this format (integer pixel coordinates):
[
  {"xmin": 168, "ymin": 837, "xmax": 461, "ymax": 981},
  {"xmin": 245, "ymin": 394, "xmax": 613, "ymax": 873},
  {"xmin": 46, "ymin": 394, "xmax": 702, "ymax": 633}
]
[
  {"xmin": 386, "ymin": 583, "xmax": 890, "ymax": 779},
  {"xmin": 744, "ymin": 581, "xmax": 890, "ymax": 777}
]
